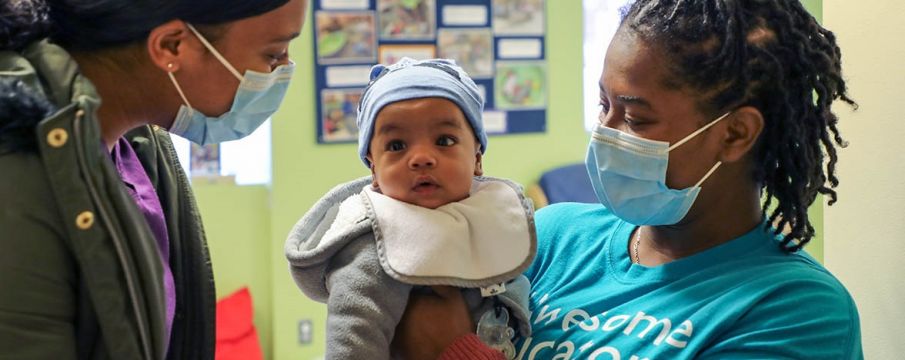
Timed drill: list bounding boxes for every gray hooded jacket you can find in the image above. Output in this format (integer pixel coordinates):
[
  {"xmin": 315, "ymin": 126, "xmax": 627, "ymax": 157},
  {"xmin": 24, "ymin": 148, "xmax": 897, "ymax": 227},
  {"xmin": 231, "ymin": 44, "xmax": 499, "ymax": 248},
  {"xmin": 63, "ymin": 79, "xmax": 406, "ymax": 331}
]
[{"xmin": 285, "ymin": 176, "xmax": 536, "ymax": 360}]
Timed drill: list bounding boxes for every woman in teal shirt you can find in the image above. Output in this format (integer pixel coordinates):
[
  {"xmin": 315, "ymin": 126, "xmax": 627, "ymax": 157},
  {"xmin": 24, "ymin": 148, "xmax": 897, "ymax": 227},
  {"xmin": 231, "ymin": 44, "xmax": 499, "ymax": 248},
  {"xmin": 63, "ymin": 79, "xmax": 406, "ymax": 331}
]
[{"xmin": 394, "ymin": 1, "xmax": 863, "ymax": 359}]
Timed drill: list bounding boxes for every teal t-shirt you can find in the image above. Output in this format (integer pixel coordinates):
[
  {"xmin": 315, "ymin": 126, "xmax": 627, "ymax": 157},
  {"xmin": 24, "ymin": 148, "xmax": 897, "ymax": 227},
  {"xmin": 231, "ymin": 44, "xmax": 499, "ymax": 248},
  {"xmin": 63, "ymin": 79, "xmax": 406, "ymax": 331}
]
[{"xmin": 516, "ymin": 203, "xmax": 862, "ymax": 360}]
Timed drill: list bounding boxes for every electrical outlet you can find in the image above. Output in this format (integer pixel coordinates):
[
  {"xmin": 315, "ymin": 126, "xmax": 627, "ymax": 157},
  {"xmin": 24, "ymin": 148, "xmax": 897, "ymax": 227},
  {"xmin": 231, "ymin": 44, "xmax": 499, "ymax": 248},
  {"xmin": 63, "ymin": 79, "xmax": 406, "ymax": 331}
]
[{"xmin": 298, "ymin": 319, "xmax": 313, "ymax": 345}]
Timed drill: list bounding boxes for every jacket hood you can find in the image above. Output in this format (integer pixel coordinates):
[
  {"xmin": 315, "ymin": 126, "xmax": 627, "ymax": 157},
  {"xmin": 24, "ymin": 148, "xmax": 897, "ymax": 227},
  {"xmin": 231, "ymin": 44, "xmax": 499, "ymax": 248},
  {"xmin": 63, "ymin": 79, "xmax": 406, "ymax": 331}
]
[
  {"xmin": 284, "ymin": 176, "xmax": 372, "ymax": 301},
  {"xmin": 285, "ymin": 176, "xmax": 373, "ymax": 266},
  {"xmin": 0, "ymin": 40, "xmax": 97, "ymax": 154}
]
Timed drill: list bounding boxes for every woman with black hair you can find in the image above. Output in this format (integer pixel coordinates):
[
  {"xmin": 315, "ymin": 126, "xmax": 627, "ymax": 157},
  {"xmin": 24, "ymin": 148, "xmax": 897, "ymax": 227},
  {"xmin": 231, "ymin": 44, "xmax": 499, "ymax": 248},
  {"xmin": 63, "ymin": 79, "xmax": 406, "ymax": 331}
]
[
  {"xmin": 0, "ymin": 0, "xmax": 306, "ymax": 358},
  {"xmin": 394, "ymin": 1, "xmax": 863, "ymax": 359}
]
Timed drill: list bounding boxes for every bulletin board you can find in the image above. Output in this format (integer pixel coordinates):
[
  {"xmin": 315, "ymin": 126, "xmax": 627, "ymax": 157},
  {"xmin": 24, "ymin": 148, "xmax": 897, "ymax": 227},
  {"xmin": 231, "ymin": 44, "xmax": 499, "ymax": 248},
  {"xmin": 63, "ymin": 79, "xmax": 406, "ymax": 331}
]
[{"xmin": 312, "ymin": 0, "xmax": 548, "ymax": 143}]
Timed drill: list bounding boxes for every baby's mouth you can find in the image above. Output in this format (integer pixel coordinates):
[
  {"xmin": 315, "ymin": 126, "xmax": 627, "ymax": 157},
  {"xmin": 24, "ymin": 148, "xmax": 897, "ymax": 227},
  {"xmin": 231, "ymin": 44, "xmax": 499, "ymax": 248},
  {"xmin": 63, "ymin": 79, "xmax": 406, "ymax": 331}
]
[{"xmin": 412, "ymin": 178, "xmax": 439, "ymax": 193}]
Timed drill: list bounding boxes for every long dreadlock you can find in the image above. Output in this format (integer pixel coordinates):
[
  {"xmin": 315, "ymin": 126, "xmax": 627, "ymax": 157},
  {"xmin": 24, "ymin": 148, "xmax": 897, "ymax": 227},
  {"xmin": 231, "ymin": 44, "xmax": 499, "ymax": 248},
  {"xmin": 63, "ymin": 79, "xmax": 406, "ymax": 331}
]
[{"xmin": 621, "ymin": 0, "xmax": 855, "ymax": 251}]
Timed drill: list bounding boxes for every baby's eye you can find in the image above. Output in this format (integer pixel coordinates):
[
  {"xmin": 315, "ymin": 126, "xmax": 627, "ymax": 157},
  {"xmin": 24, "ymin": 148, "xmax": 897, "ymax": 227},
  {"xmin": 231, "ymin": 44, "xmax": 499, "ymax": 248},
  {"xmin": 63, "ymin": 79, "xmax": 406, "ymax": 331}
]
[
  {"xmin": 386, "ymin": 140, "xmax": 406, "ymax": 152},
  {"xmin": 436, "ymin": 135, "xmax": 457, "ymax": 147}
]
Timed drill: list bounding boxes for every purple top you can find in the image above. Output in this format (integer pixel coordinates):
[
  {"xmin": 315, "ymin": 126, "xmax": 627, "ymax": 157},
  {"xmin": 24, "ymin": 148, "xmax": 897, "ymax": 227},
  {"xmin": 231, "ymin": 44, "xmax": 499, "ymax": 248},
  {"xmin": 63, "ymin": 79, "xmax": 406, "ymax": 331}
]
[{"xmin": 111, "ymin": 138, "xmax": 176, "ymax": 349}]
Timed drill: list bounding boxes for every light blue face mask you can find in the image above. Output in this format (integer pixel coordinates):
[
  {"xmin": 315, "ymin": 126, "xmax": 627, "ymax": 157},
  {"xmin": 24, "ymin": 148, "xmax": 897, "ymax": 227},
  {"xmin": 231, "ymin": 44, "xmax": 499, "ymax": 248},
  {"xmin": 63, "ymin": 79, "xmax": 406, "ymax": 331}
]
[
  {"xmin": 586, "ymin": 112, "xmax": 731, "ymax": 226},
  {"xmin": 166, "ymin": 23, "xmax": 295, "ymax": 145}
]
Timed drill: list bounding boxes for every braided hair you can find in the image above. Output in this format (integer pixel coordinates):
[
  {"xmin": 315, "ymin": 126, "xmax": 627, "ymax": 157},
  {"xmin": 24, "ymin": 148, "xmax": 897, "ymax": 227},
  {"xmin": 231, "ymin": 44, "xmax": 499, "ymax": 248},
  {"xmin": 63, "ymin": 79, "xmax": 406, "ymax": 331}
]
[{"xmin": 620, "ymin": 0, "xmax": 855, "ymax": 251}]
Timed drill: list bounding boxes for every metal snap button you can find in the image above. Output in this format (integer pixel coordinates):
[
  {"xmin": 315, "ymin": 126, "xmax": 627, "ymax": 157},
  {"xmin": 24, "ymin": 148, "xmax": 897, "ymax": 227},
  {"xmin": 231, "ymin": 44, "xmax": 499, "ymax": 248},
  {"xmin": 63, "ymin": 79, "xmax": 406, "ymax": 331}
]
[
  {"xmin": 47, "ymin": 128, "xmax": 68, "ymax": 148},
  {"xmin": 76, "ymin": 211, "xmax": 95, "ymax": 230}
]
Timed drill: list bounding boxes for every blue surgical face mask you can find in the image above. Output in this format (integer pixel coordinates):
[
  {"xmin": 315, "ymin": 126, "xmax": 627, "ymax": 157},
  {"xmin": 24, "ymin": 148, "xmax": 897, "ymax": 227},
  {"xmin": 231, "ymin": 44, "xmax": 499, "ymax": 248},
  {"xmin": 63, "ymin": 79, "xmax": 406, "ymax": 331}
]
[
  {"xmin": 166, "ymin": 23, "xmax": 295, "ymax": 145},
  {"xmin": 585, "ymin": 112, "xmax": 731, "ymax": 226}
]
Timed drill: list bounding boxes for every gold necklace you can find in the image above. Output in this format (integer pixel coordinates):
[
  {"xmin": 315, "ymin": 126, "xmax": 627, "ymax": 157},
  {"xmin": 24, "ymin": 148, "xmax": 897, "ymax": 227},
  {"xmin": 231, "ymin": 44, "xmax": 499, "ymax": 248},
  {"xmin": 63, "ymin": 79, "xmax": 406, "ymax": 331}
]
[{"xmin": 632, "ymin": 227, "xmax": 642, "ymax": 264}]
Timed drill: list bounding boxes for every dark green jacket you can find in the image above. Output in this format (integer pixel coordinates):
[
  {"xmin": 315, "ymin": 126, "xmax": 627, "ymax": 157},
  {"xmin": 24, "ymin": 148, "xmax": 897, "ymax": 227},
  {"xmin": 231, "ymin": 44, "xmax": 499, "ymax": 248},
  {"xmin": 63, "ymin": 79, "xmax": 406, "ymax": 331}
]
[{"xmin": 0, "ymin": 41, "xmax": 215, "ymax": 360}]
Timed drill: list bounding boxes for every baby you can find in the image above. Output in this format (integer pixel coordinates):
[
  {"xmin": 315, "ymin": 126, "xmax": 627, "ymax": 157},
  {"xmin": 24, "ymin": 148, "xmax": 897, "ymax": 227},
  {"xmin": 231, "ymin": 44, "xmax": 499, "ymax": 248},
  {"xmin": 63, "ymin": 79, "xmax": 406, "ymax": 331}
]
[{"xmin": 285, "ymin": 58, "xmax": 535, "ymax": 359}]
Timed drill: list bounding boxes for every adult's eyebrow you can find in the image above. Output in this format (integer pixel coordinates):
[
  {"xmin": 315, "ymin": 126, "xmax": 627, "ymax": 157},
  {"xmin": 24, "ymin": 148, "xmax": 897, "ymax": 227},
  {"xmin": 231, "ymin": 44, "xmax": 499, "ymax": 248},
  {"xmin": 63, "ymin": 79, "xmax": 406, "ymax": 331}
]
[
  {"xmin": 600, "ymin": 82, "xmax": 652, "ymax": 108},
  {"xmin": 271, "ymin": 32, "xmax": 301, "ymax": 43},
  {"xmin": 616, "ymin": 95, "xmax": 652, "ymax": 109}
]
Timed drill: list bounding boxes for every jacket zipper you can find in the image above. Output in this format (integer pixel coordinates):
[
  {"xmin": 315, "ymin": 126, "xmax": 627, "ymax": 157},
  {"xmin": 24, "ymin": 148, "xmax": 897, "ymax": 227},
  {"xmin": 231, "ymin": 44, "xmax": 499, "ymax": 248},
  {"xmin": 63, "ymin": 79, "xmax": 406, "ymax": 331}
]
[{"xmin": 73, "ymin": 108, "xmax": 154, "ymax": 360}]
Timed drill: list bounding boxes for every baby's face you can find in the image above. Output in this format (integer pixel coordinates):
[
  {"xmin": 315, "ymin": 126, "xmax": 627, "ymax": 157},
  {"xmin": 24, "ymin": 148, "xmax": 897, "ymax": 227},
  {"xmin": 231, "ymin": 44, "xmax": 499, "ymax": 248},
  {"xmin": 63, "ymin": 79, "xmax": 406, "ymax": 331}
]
[{"xmin": 367, "ymin": 97, "xmax": 483, "ymax": 209}]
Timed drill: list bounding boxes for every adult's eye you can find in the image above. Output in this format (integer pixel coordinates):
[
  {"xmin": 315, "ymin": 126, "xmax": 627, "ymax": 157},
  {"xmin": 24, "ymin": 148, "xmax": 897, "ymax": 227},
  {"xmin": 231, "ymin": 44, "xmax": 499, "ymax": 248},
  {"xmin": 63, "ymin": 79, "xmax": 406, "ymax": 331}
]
[
  {"xmin": 598, "ymin": 99, "xmax": 611, "ymax": 115},
  {"xmin": 267, "ymin": 50, "xmax": 289, "ymax": 67}
]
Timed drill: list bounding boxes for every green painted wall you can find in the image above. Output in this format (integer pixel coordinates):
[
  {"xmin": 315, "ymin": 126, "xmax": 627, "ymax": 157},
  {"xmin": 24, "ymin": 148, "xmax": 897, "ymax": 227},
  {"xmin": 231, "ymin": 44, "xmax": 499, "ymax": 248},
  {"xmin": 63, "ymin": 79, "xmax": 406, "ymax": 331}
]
[
  {"xmin": 193, "ymin": 184, "xmax": 273, "ymax": 359},
  {"xmin": 195, "ymin": 1, "xmax": 825, "ymax": 359}
]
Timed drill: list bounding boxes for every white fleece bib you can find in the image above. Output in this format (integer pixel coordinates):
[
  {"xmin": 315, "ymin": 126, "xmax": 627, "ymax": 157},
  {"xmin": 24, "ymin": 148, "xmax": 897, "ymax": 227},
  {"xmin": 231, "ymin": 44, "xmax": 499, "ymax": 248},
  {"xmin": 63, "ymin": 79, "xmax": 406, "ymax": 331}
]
[{"xmin": 362, "ymin": 180, "xmax": 533, "ymax": 284}]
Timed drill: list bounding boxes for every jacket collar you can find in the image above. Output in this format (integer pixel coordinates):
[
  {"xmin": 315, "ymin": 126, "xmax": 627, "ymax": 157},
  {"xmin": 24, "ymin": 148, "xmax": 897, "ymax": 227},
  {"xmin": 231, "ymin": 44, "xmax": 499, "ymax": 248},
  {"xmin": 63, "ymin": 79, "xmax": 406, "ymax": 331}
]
[
  {"xmin": 0, "ymin": 40, "xmax": 103, "ymax": 156},
  {"xmin": 0, "ymin": 40, "xmax": 98, "ymax": 109}
]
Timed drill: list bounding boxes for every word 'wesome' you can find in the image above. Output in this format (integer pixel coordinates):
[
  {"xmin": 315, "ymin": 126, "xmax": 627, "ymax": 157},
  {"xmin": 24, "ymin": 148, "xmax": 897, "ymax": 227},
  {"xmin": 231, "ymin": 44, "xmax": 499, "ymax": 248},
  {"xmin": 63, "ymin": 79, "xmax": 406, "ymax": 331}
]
[{"xmin": 515, "ymin": 294, "xmax": 695, "ymax": 360}]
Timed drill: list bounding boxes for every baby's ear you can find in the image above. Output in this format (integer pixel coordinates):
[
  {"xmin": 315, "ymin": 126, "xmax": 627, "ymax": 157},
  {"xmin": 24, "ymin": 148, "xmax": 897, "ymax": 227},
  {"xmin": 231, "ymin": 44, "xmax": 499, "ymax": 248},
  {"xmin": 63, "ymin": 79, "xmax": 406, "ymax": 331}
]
[
  {"xmin": 367, "ymin": 156, "xmax": 380, "ymax": 189},
  {"xmin": 473, "ymin": 151, "xmax": 484, "ymax": 176}
]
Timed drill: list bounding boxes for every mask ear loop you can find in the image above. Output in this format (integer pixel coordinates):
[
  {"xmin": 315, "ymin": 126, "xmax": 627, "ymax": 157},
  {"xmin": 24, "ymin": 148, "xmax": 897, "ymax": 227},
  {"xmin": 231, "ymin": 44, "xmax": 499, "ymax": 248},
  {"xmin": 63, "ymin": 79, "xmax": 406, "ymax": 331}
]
[
  {"xmin": 668, "ymin": 111, "xmax": 733, "ymax": 152},
  {"xmin": 166, "ymin": 63, "xmax": 193, "ymax": 111},
  {"xmin": 668, "ymin": 111, "xmax": 733, "ymax": 188},
  {"xmin": 694, "ymin": 161, "xmax": 722, "ymax": 188},
  {"xmin": 185, "ymin": 23, "xmax": 244, "ymax": 81}
]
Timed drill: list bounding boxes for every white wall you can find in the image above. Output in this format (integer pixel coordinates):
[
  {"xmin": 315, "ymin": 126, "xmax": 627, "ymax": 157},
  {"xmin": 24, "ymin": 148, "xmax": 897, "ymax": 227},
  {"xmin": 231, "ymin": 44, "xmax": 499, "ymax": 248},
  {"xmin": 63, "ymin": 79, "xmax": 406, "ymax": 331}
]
[{"xmin": 823, "ymin": 1, "xmax": 905, "ymax": 359}]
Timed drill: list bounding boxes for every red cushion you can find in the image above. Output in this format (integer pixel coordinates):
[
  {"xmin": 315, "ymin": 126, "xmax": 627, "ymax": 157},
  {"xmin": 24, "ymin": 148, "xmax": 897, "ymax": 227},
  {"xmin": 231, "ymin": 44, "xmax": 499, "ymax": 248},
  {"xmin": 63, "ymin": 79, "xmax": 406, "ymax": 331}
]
[{"xmin": 215, "ymin": 287, "xmax": 263, "ymax": 360}]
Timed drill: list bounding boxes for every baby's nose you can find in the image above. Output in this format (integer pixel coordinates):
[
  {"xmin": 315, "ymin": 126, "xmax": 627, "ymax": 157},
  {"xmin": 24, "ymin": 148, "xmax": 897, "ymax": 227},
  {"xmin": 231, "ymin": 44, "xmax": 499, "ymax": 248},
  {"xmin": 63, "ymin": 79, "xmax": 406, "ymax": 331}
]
[{"xmin": 408, "ymin": 149, "xmax": 436, "ymax": 169}]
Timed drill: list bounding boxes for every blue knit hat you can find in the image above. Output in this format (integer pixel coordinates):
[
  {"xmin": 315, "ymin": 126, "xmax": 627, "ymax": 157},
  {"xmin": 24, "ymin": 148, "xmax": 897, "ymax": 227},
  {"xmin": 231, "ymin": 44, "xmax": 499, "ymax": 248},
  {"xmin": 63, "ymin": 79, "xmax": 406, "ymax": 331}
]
[{"xmin": 357, "ymin": 58, "xmax": 487, "ymax": 167}]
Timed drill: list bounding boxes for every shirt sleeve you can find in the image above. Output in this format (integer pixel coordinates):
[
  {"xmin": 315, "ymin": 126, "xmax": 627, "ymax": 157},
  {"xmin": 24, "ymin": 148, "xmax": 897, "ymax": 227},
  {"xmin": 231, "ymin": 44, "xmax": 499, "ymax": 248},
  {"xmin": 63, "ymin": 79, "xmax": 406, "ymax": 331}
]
[
  {"xmin": 439, "ymin": 334, "xmax": 507, "ymax": 360},
  {"xmin": 323, "ymin": 236, "xmax": 413, "ymax": 360}
]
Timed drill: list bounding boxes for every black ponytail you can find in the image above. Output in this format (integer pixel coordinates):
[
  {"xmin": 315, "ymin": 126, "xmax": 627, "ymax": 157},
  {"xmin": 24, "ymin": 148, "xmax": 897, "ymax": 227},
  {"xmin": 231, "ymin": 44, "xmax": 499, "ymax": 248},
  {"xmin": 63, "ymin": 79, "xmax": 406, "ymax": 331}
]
[{"xmin": 0, "ymin": 0, "xmax": 51, "ymax": 51}]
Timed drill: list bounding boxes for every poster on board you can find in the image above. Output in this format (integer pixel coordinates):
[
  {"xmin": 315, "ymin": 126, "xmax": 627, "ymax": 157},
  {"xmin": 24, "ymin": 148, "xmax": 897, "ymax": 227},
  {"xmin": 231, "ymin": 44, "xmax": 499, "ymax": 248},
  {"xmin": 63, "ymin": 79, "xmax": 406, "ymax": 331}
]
[
  {"xmin": 315, "ymin": 11, "xmax": 377, "ymax": 64},
  {"xmin": 378, "ymin": 0, "xmax": 437, "ymax": 40}
]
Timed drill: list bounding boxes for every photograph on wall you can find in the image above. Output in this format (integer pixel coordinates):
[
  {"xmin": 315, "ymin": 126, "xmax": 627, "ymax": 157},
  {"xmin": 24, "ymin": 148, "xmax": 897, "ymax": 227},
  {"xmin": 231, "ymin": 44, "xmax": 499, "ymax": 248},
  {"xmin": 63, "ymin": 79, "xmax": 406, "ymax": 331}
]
[
  {"xmin": 315, "ymin": 11, "xmax": 377, "ymax": 64},
  {"xmin": 494, "ymin": 61, "xmax": 547, "ymax": 109},
  {"xmin": 190, "ymin": 143, "xmax": 220, "ymax": 177},
  {"xmin": 321, "ymin": 88, "xmax": 364, "ymax": 142},
  {"xmin": 437, "ymin": 28, "xmax": 494, "ymax": 79},
  {"xmin": 379, "ymin": 44, "xmax": 437, "ymax": 65},
  {"xmin": 377, "ymin": 0, "xmax": 437, "ymax": 40},
  {"xmin": 492, "ymin": 0, "xmax": 545, "ymax": 35}
]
